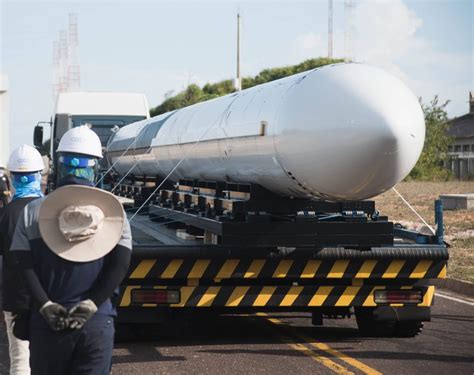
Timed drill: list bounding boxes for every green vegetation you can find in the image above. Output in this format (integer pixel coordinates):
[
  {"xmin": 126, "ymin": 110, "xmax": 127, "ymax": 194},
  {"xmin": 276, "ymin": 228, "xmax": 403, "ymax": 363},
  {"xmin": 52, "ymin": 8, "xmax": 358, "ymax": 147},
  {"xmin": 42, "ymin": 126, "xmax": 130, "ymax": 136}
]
[
  {"xmin": 150, "ymin": 57, "xmax": 344, "ymax": 116},
  {"xmin": 407, "ymin": 96, "xmax": 453, "ymax": 180}
]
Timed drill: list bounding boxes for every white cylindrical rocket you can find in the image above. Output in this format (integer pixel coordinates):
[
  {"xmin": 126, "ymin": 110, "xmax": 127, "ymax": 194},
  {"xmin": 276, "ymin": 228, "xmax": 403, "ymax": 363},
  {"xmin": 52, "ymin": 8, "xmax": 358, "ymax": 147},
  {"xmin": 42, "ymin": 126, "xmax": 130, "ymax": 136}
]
[{"xmin": 106, "ymin": 63, "xmax": 425, "ymax": 201}]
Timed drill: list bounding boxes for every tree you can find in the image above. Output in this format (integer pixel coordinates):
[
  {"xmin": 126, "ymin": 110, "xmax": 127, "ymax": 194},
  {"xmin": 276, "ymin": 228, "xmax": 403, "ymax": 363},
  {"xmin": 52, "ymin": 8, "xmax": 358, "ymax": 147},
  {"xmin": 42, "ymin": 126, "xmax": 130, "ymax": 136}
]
[
  {"xmin": 149, "ymin": 57, "xmax": 344, "ymax": 116},
  {"xmin": 408, "ymin": 96, "xmax": 453, "ymax": 180}
]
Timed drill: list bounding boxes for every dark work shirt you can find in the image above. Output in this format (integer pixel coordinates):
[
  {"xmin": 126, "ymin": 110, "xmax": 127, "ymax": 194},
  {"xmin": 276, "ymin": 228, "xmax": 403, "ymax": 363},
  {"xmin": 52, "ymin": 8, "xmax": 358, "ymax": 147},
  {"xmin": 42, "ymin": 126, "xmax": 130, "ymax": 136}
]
[
  {"xmin": 0, "ymin": 197, "xmax": 37, "ymax": 311},
  {"xmin": 10, "ymin": 198, "xmax": 132, "ymax": 316}
]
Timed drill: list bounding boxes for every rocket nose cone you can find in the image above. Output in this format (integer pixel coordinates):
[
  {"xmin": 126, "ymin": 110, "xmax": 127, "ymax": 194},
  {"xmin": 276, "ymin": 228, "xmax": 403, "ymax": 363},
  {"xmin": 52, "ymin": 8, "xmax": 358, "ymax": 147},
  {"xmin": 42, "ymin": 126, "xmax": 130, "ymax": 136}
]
[{"xmin": 274, "ymin": 63, "xmax": 425, "ymax": 200}]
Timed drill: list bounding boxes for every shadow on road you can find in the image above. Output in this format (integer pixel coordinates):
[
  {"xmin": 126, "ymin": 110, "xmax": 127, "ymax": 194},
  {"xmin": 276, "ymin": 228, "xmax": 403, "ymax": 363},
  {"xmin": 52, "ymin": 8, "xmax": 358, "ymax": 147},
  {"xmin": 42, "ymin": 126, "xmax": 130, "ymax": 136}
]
[
  {"xmin": 113, "ymin": 344, "xmax": 186, "ymax": 364},
  {"xmin": 431, "ymin": 314, "xmax": 474, "ymax": 323}
]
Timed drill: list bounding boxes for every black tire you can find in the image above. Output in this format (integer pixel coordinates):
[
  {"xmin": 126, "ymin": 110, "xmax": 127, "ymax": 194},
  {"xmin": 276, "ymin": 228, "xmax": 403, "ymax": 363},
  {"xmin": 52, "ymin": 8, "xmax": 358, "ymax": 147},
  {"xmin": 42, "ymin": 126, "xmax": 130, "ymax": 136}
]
[
  {"xmin": 355, "ymin": 308, "xmax": 396, "ymax": 337},
  {"xmin": 395, "ymin": 321, "xmax": 423, "ymax": 337}
]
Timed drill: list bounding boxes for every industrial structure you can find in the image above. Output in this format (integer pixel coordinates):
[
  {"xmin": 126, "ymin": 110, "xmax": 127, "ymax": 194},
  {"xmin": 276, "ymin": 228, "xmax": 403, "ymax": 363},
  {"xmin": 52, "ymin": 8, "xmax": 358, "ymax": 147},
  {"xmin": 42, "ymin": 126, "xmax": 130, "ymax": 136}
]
[
  {"xmin": 0, "ymin": 75, "xmax": 9, "ymax": 168},
  {"xmin": 447, "ymin": 92, "xmax": 474, "ymax": 179},
  {"xmin": 52, "ymin": 13, "xmax": 80, "ymax": 104}
]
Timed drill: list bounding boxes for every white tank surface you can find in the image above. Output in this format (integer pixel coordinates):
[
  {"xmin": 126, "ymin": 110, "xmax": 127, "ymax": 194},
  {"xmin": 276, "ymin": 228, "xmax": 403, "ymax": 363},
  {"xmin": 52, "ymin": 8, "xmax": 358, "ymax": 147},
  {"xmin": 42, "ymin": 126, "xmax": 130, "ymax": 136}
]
[{"xmin": 106, "ymin": 63, "xmax": 425, "ymax": 201}]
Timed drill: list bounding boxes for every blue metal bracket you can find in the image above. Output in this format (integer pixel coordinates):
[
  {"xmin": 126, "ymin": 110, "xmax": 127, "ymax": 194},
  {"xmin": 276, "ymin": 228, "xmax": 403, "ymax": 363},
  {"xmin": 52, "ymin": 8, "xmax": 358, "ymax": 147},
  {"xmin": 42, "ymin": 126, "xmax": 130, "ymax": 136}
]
[{"xmin": 393, "ymin": 199, "xmax": 445, "ymax": 245}]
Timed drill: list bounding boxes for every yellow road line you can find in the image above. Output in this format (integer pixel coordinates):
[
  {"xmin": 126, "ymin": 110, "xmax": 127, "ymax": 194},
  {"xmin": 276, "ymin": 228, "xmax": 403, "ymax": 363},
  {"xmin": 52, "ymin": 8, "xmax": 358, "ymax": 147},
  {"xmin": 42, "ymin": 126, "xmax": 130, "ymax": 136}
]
[
  {"xmin": 307, "ymin": 339, "xmax": 382, "ymax": 375},
  {"xmin": 280, "ymin": 338, "xmax": 354, "ymax": 375},
  {"xmin": 260, "ymin": 313, "xmax": 381, "ymax": 375}
]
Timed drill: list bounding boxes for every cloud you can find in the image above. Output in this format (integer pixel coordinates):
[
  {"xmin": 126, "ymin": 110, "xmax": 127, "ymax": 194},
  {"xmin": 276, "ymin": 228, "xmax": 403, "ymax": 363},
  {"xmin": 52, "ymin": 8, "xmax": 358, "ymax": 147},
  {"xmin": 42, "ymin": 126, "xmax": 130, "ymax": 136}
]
[
  {"xmin": 291, "ymin": 0, "xmax": 471, "ymax": 117},
  {"xmin": 352, "ymin": 0, "xmax": 422, "ymax": 64},
  {"xmin": 351, "ymin": 0, "xmax": 471, "ymax": 114}
]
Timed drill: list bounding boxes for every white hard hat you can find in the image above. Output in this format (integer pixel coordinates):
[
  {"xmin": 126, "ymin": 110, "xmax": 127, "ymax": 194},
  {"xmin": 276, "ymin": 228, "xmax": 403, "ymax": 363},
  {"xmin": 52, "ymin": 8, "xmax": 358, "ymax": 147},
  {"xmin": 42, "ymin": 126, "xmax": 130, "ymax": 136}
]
[
  {"xmin": 57, "ymin": 125, "xmax": 103, "ymax": 158},
  {"xmin": 8, "ymin": 144, "xmax": 45, "ymax": 173}
]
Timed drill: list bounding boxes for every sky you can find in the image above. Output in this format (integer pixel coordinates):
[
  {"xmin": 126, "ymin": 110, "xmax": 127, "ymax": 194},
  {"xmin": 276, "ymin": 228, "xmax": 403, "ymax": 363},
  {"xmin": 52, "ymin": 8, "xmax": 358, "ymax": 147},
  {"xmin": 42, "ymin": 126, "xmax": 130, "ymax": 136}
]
[{"xmin": 1, "ymin": 0, "xmax": 473, "ymax": 151}]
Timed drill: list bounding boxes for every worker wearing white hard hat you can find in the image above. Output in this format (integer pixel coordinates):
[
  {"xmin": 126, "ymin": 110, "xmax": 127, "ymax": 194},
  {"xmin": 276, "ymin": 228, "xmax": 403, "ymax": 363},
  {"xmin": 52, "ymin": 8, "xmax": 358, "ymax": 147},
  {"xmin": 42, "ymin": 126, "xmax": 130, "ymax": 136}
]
[
  {"xmin": 10, "ymin": 126, "xmax": 132, "ymax": 374},
  {"xmin": 56, "ymin": 125, "xmax": 103, "ymax": 187},
  {"xmin": 0, "ymin": 144, "xmax": 45, "ymax": 375}
]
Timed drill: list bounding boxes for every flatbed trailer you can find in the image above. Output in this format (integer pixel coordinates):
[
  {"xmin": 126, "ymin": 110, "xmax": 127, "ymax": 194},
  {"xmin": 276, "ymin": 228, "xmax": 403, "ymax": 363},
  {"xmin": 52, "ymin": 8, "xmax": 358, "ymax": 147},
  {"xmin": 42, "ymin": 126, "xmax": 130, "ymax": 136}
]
[{"xmin": 114, "ymin": 191, "xmax": 448, "ymax": 338}]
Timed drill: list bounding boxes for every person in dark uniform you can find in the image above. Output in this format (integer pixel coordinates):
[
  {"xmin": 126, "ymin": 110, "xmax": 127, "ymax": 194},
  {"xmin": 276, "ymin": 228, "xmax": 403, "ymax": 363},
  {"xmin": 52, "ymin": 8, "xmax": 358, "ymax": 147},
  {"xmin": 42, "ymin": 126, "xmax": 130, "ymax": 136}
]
[
  {"xmin": 0, "ymin": 167, "xmax": 12, "ymax": 207},
  {"xmin": 0, "ymin": 144, "xmax": 45, "ymax": 375},
  {"xmin": 10, "ymin": 126, "xmax": 132, "ymax": 375}
]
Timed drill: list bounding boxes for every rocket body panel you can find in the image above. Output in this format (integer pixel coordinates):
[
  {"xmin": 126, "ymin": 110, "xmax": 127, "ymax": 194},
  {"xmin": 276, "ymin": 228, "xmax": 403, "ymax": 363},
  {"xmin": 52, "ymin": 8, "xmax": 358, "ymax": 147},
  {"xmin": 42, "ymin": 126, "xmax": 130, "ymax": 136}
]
[{"xmin": 106, "ymin": 63, "xmax": 425, "ymax": 200}]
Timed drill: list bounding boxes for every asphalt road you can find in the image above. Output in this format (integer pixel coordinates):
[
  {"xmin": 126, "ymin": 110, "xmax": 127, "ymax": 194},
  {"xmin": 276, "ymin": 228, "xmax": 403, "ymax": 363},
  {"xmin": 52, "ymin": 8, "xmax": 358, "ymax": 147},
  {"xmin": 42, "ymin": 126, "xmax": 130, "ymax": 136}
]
[{"xmin": 1, "ymin": 291, "xmax": 473, "ymax": 375}]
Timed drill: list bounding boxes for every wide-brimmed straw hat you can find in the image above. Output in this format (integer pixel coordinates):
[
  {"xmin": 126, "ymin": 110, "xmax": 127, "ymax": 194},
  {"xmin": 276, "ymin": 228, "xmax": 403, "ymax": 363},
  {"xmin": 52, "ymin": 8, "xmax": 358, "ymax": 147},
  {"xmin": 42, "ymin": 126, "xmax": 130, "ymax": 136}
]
[{"xmin": 39, "ymin": 185, "xmax": 125, "ymax": 262}]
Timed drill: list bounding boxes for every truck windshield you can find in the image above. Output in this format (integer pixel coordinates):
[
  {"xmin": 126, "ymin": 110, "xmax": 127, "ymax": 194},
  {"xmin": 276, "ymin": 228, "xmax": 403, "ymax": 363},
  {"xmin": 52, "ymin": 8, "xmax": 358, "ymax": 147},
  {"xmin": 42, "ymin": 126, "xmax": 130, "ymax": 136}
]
[{"xmin": 71, "ymin": 115, "xmax": 146, "ymax": 146}]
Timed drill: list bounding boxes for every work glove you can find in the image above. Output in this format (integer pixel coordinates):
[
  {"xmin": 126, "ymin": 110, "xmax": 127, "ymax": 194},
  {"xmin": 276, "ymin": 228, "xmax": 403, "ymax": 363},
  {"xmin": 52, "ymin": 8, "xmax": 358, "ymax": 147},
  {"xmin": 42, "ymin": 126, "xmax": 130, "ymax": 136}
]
[
  {"xmin": 39, "ymin": 301, "xmax": 69, "ymax": 331},
  {"xmin": 68, "ymin": 299, "xmax": 98, "ymax": 330}
]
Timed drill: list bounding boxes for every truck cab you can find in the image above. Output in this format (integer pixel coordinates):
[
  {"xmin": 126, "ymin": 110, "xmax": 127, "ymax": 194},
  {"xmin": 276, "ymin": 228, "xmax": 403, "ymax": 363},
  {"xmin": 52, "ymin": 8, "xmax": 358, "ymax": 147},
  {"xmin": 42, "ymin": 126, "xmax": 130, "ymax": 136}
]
[{"xmin": 34, "ymin": 92, "xmax": 149, "ymax": 189}]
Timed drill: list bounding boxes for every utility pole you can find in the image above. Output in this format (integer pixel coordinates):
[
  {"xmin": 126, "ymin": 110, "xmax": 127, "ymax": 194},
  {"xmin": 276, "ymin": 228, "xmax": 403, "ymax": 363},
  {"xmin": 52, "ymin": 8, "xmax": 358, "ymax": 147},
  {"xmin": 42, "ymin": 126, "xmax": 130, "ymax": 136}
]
[
  {"xmin": 328, "ymin": 0, "xmax": 333, "ymax": 59},
  {"xmin": 235, "ymin": 12, "xmax": 242, "ymax": 91}
]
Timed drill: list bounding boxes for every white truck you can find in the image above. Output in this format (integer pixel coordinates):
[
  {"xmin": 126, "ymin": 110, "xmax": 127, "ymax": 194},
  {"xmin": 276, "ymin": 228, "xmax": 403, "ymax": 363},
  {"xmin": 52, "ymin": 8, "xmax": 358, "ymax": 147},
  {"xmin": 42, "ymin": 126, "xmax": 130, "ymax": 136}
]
[{"xmin": 34, "ymin": 91, "xmax": 149, "ymax": 189}]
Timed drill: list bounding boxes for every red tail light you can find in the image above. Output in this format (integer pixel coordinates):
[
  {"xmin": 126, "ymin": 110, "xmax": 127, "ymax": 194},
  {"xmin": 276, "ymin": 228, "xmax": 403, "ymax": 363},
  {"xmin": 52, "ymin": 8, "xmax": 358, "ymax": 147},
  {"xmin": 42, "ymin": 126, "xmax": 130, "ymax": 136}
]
[
  {"xmin": 131, "ymin": 289, "xmax": 180, "ymax": 305},
  {"xmin": 374, "ymin": 290, "xmax": 423, "ymax": 304}
]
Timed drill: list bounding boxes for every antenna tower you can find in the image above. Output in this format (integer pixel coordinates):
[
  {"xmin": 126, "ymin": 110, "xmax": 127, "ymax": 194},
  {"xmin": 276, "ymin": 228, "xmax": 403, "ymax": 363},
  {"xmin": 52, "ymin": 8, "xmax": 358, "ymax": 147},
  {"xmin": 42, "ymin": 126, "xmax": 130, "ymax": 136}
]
[
  {"xmin": 52, "ymin": 41, "xmax": 60, "ymax": 102},
  {"xmin": 68, "ymin": 13, "xmax": 80, "ymax": 91},
  {"xmin": 58, "ymin": 30, "xmax": 69, "ymax": 94}
]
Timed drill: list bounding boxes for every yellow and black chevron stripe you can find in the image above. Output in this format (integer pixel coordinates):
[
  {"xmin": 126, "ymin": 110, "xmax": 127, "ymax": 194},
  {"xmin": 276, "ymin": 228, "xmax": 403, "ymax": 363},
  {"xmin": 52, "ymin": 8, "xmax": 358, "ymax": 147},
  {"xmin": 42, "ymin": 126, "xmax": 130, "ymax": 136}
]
[
  {"xmin": 128, "ymin": 258, "xmax": 447, "ymax": 280},
  {"xmin": 120, "ymin": 285, "xmax": 435, "ymax": 308}
]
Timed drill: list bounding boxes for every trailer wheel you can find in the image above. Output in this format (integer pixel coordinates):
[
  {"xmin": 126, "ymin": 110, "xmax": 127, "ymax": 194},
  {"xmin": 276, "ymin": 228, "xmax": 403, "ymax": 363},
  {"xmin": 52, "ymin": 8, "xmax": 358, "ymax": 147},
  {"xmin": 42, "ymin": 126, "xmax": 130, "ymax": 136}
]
[
  {"xmin": 395, "ymin": 321, "xmax": 423, "ymax": 337},
  {"xmin": 355, "ymin": 308, "xmax": 396, "ymax": 337}
]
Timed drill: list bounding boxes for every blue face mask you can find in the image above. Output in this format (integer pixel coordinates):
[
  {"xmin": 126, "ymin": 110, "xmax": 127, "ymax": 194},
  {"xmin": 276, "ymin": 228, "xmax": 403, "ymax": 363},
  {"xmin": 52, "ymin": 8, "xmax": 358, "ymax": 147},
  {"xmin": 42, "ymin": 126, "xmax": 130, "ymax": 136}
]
[
  {"xmin": 12, "ymin": 172, "xmax": 44, "ymax": 200},
  {"xmin": 58, "ymin": 154, "xmax": 98, "ymax": 185}
]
